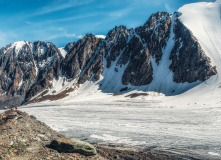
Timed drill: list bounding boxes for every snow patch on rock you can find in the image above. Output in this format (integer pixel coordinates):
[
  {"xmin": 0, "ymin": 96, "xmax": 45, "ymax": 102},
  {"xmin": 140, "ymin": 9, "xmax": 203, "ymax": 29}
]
[
  {"xmin": 95, "ymin": 35, "xmax": 106, "ymax": 39},
  {"xmin": 58, "ymin": 47, "xmax": 67, "ymax": 58}
]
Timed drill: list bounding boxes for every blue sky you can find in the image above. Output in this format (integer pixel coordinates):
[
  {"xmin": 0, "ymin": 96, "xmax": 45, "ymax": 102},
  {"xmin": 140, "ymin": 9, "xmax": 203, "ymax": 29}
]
[{"xmin": 0, "ymin": 0, "xmax": 215, "ymax": 48}]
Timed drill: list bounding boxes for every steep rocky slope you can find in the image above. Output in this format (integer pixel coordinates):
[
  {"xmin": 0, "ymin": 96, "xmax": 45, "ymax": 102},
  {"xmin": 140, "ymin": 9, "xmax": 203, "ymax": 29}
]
[{"xmin": 0, "ymin": 10, "xmax": 217, "ymax": 108}]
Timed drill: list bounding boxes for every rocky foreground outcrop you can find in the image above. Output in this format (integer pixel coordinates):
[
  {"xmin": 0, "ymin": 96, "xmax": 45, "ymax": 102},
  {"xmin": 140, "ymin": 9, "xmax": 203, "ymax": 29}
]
[{"xmin": 0, "ymin": 109, "xmax": 101, "ymax": 160}]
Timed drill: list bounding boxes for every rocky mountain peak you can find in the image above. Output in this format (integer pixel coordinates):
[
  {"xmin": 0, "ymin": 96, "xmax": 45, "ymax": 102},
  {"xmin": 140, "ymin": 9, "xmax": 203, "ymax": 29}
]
[
  {"xmin": 1, "ymin": 41, "xmax": 32, "ymax": 58},
  {"xmin": 0, "ymin": 11, "xmax": 217, "ymax": 107},
  {"xmin": 143, "ymin": 11, "xmax": 170, "ymax": 29},
  {"xmin": 61, "ymin": 32, "xmax": 100, "ymax": 81},
  {"xmin": 106, "ymin": 25, "xmax": 131, "ymax": 42},
  {"xmin": 84, "ymin": 33, "xmax": 95, "ymax": 38},
  {"xmin": 11, "ymin": 40, "xmax": 31, "ymax": 50},
  {"xmin": 0, "ymin": 40, "xmax": 64, "ymax": 106}
]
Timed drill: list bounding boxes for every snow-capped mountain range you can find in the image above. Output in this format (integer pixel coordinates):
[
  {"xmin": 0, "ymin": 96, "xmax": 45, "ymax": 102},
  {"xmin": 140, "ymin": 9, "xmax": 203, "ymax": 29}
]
[{"xmin": 0, "ymin": 0, "xmax": 220, "ymax": 108}]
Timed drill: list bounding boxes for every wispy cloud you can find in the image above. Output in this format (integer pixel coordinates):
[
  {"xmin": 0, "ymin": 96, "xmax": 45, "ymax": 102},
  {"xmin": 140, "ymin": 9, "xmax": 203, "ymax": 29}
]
[
  {"xmin": 25, "ymin": 22, "xmax": 32, "ymax": 24},
  {"xmin": 64, "ymin": 33, "xmax": 75, "ymax": 38},
  {"xmin": 32, "ymin": 13, "xmax": 98, "ymax": 26},
  {"xmin": 77, "ymin": 35, "xmax": 83, "ymax": 39},
  {"xmin": 109, "ymin": 8, "xmax": 132, "ymax": 18},
  {"xmin": 43, "ymin": 32, "xmax": 76, "ymax": 41},
  {"xmin": 57, "ymin": 28, "xmax": 64, "ymax": 31},
  {"xmin": 28, "ymin": 0, "xmax": 95, "ymax": 17},
  {"xmin": 43, "ymin": 35, "xmax": 62, "ymax": 41}
]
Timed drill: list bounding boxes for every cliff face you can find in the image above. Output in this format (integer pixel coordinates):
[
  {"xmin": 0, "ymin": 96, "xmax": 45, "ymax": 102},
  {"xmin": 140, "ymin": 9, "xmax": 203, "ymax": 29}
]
[
  {"xmin": 61, "ymin": 34, "xmax": 103, "ymax": 84},
  {"xmin": 0, "ymin": 11, "xmax": 217, "ymax": 107},
  {"xmin": 169, "ymin": 17, "xmax": 217, "ymax": 83},
  {"xmin": 0, "ymin": 41, "xmax": 63, "ymax": 107}
]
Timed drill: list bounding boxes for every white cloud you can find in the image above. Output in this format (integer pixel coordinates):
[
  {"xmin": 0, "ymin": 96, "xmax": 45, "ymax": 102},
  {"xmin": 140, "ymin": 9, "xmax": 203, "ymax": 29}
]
[
  {"xmin": 43, "ymin": 34, "xmax": 62, "ymax": 41},
  {"xmin": 77, "ymin": 35, "xmax": 83, "ymax": 39},
  {"xmin": 25, "ymin": 22, "xmax": 32, "ymax": 24},
  {"xmin": 42, "ymin": 32, "xmax": 75, "ymax": 41}
]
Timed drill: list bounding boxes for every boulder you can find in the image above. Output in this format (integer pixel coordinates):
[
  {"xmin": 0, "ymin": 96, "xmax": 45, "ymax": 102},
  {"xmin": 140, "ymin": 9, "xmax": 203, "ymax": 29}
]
[{"xmin": 49, "ymin": 138, "xmax": 97, "ymax": 156}]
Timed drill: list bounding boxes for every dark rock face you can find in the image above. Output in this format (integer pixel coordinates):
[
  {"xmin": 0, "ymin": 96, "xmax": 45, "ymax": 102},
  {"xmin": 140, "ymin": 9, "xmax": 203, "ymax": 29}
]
[
  {"xmin": 33, "ymin": 41, "xmax": 63, "ymax": 81},
  {"xmin": 122, "ymin": 47, "xmax": 153, "ymax": 86},
  {"xmin": 78, "ymin": 47, "xmax": 103, "ymax": 84},
  {"xmin": 23, "ymin": 42, "xmax": 63, "ymax": 103},
  {"xmin": 102, "ymin": 12, "xmax": 172, "ymax": 86},
  {"xmin": 0, "ymin": 11, "xmax": 217, "ymax": 106},
  {"xmin": 104, "ymin": 25, "xmax": 132, "ymax": 68},
  {"xmin": 61, "ymin": 34, "xmax": 100, "ymax": 81},
  {"xmin": 136, "ymin": 12, "xmax": 172, "ymax": 64},
  {"xmin": 104, "ymin": 25, "xmax": 153, "ymax": 86},
  {"xmin": 64, "ymin": 42, "xmax": 76, "ymax": 53},
  {"xmin": 169, "ymin": 17, "xmax": 217, "ymax": 83},
  {"xmin": 62, "ymin": 34, "xmax": 104, "ymax": 84}
]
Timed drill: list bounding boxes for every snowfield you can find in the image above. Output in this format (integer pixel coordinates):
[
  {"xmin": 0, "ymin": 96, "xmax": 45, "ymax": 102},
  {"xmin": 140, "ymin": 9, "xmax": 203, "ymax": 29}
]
[
  {"xmin": 20, "ymin": 98, "xmax": 221, "ymax": 159},
  {"xmin": 1, "ymin": 0, "xmax": 221, "ymax": 159}
]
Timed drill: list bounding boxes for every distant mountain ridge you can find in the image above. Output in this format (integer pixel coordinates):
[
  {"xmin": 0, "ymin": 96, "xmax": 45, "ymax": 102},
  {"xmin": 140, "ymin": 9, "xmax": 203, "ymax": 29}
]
[{"xmin": 0, "ymin": 9, "xmax": 217, "ymax": 108}]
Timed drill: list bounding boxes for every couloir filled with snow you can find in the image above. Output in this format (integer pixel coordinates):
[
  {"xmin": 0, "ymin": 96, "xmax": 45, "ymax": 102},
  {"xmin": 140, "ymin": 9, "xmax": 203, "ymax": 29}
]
[{"xmin": 1, "ymin": 0, "xmax": 221, "ymax": 159}]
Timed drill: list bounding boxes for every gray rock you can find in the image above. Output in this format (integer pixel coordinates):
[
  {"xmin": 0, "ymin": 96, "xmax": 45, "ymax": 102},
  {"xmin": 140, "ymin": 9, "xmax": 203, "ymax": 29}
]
[
  {"xmin": 49, "ymin": 138, "xmax": 97, "ymax": 156},
  {"xmin": 38, "ymin": 134, "xmax": 50, "ymax": 141}
]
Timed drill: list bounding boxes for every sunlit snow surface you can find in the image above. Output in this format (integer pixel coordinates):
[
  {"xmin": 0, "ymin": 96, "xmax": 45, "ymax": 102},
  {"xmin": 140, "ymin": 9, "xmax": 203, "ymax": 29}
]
[
  {"xmin": 58, "ymin": 47, "xmax": 67, "ymax": 58},
  {"xmin": 95, "ymin": 35, "xmax": 106, "ymax": 39}
]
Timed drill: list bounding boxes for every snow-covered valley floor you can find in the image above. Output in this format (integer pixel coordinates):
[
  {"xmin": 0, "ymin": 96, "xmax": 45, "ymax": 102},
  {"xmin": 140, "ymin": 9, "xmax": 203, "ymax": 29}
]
[{"xmin": 12, "ymin": 98, "xmax": 221, "ymax": 159}]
